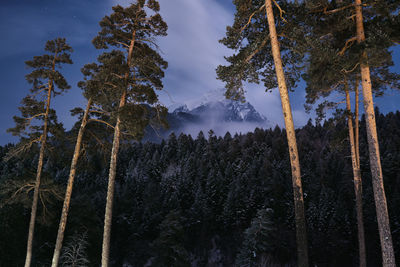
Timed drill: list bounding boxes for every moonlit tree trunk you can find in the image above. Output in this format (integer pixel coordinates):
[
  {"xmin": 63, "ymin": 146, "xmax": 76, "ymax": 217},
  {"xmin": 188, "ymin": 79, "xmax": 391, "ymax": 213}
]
[
  {"xmin": 354, "ymin": 1, "xmax": 395, "ymax": 265},
  {"xmin": 51, "ymin": 98, "xmax": 92, "ymax": 267},
  {"xmin": 101, "ymin": 30, "xmax": 136, "ymax": 267},
  {"xmin": 265, "ymin": 1, "xmax": 308, "ymax": 266},
  {"xmin": 355, "ymin": 78, "xmax": 360, "ymax": 169},
  {"xmin": 344, "ymin": 81, "xmax": 366, "ymax": 267},
  {"xmin": 24, "ymin": 51, "xmax": 60, "ymax": 267},
  {"xmin": 101, "ymin": 92, "xmax": 126, "ymax": 267},
  {"xmin": 24, "ymin": 81, "xmax": 53, "ymax": 267}
]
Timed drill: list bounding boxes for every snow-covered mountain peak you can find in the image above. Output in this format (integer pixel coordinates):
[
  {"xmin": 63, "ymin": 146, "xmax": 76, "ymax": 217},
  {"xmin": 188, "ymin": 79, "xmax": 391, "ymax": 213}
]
[
  {"xmin": 145, "ymin": 92, "xmax": 271, "ymax": 142},
  {"xmin": 169, "ymin": 89, "xmax": 268, "ymax": 123},
  {"xmin": 169, "ymin": 103, "xmax": 189, "ymax": 113},
  {"xmin": 168, "ymin": 103, "xmax": 187, "ymax": 112}
]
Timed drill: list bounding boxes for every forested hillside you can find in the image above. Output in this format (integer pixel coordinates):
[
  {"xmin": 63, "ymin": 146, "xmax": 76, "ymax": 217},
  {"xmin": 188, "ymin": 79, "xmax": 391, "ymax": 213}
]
[
  {"xmin": 1, "ymin": 109, "xmax": 399, "ymax": 266},
  {"xmin": 1, "ymin": 0, "xmax": 399, "ymax": 266}
]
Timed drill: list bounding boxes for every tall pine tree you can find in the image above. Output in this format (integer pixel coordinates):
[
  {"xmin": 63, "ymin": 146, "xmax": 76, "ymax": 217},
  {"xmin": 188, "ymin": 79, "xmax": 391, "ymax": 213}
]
[
  {"xmin": 301, "ymin": 1, "xmax": 399, "ymax": 265},
  {"xmin": 355, "ymin": 0, "xmax": 395, "ymax": 265},
  {"xmin": 217, "ymin": 1, "xmax": 309, "ymax": 265},
  {"xmin": 51, "ymin": 62, "xmax": 103, "ymax": 266},
  {"xmin": 7, "ymin": 38, "xmax": 72, "ymax": 267},
  {"xmin": 91, "ymin": 1, "xmax": 168, "ymax": 265}
]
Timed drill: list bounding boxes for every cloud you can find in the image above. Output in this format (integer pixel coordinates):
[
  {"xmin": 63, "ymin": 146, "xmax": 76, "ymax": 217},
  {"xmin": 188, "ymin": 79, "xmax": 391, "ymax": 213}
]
[
  {"xmin": 179, "ymin": 121, "xmax": 271, "ymax": 139},
  {"xmin": 153, "ymin": 0, "xmax": 306, "ymax": 128},
  {"xmin": 111, "ymin": 0, "xmax": 308, "ymax": 129},
  {"xmin": 155, "ymin": 0, "xmax": 234, "ymax": 104}
]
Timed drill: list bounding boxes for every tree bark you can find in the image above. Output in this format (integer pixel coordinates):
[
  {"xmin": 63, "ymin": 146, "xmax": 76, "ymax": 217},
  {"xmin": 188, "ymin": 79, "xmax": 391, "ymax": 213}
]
[
  {"xmin": 24, "ymin": 54, "xmax": 57, "ymax": 267},
  {"xmin": 355, "ymin": 78, "xmax": 360, "ymax": 168},
  {"xmin": 101, "ymin": 91, "xmax": 126, "ymax": 267},
  {"xmin": 354, "ymin": 1, "xmax": 395, "ymax": 266},
  {"xmin": 51, "ymin": 98, "xmax": 92, "ymax": 267},
  {"xmin": 344, "ymin": 81, "xmax": 366, "ymax": 267},
  {"xmin": 265, "ymin": 1, "xmax": 308, "ymax": 266},
  {"xmin": 101, "ymin": 29, "xmax": 136, "ymax": 267}
]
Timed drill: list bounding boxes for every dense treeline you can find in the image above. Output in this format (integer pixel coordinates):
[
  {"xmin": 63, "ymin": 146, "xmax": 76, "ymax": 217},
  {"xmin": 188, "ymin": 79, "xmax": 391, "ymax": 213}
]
[
  {"xmin": 1, "ymin": 109, "xmax": 399, "ymax": 266},
  {"xmin": 2, "ymin": 0, "xmax": 399, "ymax": 265}
]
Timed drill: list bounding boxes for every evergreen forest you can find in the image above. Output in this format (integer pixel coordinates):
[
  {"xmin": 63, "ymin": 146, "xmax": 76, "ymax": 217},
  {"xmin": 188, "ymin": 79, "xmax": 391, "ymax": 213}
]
[
  {"xmin": 1, "ymin": 111, "xmax": 400, "ymax": 266},
  {"xmin": 1, "ymin": 0, "xmax": 400, "ymax": 266}
]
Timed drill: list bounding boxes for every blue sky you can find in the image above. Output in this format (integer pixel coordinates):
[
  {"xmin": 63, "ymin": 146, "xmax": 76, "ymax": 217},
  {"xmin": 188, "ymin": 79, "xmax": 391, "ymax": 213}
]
[{"xmin": 0, "ymin": 0, "xmax": 399, "ymax": 144}]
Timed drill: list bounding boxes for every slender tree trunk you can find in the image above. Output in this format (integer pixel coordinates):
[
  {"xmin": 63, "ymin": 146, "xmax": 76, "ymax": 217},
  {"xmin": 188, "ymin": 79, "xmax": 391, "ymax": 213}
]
[
  {"xmin": 101, "ymin": 91, "xmax": 126, "ymax": 267},
  {"xmin": 24, "ymin": 52, "xmax": 58, "ymax": 267},
  {"xmin": 265, "ymin": 1, "xmax": 308, "ymax": 266},
  {"xmin": 355, "ymin": 78, "xmax": 360, "ymax": 168},
  {"xmin": 354, "ymin": 1, "xmax": 395, "ymax": 266},
  {"xmin": 344, "ymin": 80, "xmax": 366, "ymax": 267},
  {"xmin": 51, "ymin": 98, "xmax": 92, "ymax": 267},
  {"xmin": 101, "ymin": 29, "xmax": 136, "ymax": 267},
  {"xmin": 24, "ymin": 82, "xmax": 53, "ymax": 267}
]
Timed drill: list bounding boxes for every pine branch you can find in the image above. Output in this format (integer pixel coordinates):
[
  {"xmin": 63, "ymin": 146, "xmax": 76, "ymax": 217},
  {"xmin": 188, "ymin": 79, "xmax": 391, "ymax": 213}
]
[
  {"xmin": 271, "ymin": 0, "xmax": 287, "ymax": 23},
  {"xmin": 89, "ymin": 110, "xmax": 110, "ymax": 115},
  {"xmin": 241, "ymin": 4, "xmax": 266, "ymax": 32},
  {"xmin": 246, "ymin": 36, "xmax": 269, "ymax": 63},
  {"xmin": 113, "ymin": 41, "xmax": 130, "ymax": 48},
  {"xmin": 88, "ymin": 119, "xmax": 115, "ymax": 129},
  {"xmin": 3, "ymin": 137, "xmax": 41, "ymax": 161},
  {"xmin": 104, "ymin": 82, "xmax": 118, "ymax": 88},
  {"xmin": 137, "ymin": 38, "xmax": 160, "ymax": 50},
  {"xmin": 25, "ymin": 113, "xmax": 46, "ymax": 124},
  {"xmin": 324, "ymin": 4, "xmax": 355, "ymax": 15},
  {"xmin": 311, "ymin": 3, "xmax": 355, "ymax": 14},
  {"xmin": 338, "ymin": 36, "xmax": 357, "ymax": 56},
  {"xmin": 111, "ymin": 72, "xmax": 125, "ymax": 79},
  {"xmin": 341, "ymin": 62, "xmax": 360, "ymax": 73}
]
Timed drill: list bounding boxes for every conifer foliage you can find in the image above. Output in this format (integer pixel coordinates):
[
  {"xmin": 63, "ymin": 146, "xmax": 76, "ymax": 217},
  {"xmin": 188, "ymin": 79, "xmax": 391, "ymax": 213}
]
[
  {"xmin": 90, "ymin": 1, "xmax": 168, "ymax": 265},
  {"xmin": 236, "ymin": 208, "xmax": 276, "ymax": 266},
  {"xmin": 6, "ymin": 38, "xmax": 72, "ymax": 267},
  {"xmin": 1, "ymin": 1, "xmax": 400, "ymax": 266},
  {"xmin": 300, "ymin": 1, "xmax": 400, "ymax": 265},
  {"xmin": 217, "ymin": 1, "xmax": 309, "ymax": 265}
]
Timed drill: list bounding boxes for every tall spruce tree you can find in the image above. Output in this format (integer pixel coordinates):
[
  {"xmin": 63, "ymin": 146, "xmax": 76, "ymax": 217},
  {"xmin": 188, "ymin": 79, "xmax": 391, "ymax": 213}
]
[
  {"xmin": 217, "ymin": 1, "xmax": 309, "ymax": 266},
  {"xmin": 91, "ymin": 1, "xmax": 168, "ymax": 265},
  {"xmin": 6, "ymin": 38, "xmax": 72, "ymax": 267}
]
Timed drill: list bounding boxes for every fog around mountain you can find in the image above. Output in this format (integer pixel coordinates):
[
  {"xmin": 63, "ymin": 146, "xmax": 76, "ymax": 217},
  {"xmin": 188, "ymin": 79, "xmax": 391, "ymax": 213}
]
[{"xmin": 146, "ymin": 90, "xmax": 272, "ymax": 141}]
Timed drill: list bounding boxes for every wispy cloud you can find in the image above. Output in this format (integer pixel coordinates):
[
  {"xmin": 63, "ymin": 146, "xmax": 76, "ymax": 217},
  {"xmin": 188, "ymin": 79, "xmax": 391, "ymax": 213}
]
[
  {"xmin": 113, "ymin": 0, "xmax": 302, "ymax": 127},
  {"xmin": 155, "ymin": 0, "xmax": 234, "ymax": 105}
]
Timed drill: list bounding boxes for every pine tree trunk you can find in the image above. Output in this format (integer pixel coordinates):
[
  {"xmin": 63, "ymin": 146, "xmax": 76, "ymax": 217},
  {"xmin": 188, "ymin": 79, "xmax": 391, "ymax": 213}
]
[
  {"xmin": 101, "ymin": 28, "xmax": 136, "ymax": 267},
  {"xmin": 354, "ymin": 1, "xmax": 395, "ymax": 266},
  {"xmin": 101, "ymin": 91, "xmax": 126, "ymax": 267},
  {"xmin": 355, "ymin": 78, "xmax": 360, "ymax": 168},
  {"xmin": 344, "ymin": 82, "xmax": 366, "ymax": 267},
  {"xmin": 51, "ymin": 98, "xmax": 92, "ymax": 267},
  {"xmin": 265, "ymin": 1, "xmax": 308, "ymax": 266},
  {"xmin": 24, "ymin": 82, "xmax": 53, "ymax": 267}
]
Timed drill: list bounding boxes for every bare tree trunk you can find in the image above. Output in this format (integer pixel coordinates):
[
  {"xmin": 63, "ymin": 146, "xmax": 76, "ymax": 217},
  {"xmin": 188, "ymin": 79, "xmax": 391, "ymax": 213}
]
[
  {"xmin": 51, "ymin": 98, "xmax": 92, "ymax": 267},
  {"xmin": 24, "ymin": 82, "xmax": 53, "ymax": 267},
  {"xmin": 345, "ymin": 81, "xmax": 366, "ymax": 267},
  {"xmin": 355, "ymin": 78, "xmax": 360, "ymax": 168},
  {"xmin": 101, "ymin": 91, "xmax": 126, "ymax": 267},
  {"xmin": 265, "ymin": 1, "xmax": 308, "ymax": 266},
  {"xmin": 354, "ymin": 1, "xmax": 395, "ymax": 266},
  {"xmin": 24, "ymin": 52, "xmax": 58, "ymax": 267},
  {"xmin": 101, "ymin": 29, "xmax": 136, "ymax": 267}
]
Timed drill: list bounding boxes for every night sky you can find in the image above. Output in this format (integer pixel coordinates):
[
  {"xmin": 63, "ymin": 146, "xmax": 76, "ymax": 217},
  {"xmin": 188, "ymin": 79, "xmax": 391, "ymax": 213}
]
[{"xmin": 0, "ymin": 0, "xmax": 399, "ymax": 145}]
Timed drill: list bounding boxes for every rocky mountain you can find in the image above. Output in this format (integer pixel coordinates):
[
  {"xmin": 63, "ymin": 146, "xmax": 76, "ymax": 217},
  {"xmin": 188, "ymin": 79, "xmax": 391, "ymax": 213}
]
[
  {"xmin": 145, "ymin": 98, "xmax": 270, "ymax": 142},
  {"xmin": 189, "ymin": 100, "xmax": 267, "ymax": 123}
]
